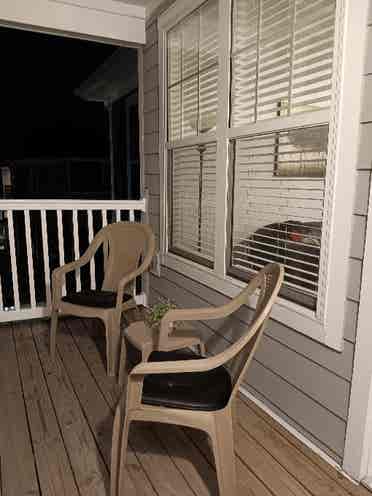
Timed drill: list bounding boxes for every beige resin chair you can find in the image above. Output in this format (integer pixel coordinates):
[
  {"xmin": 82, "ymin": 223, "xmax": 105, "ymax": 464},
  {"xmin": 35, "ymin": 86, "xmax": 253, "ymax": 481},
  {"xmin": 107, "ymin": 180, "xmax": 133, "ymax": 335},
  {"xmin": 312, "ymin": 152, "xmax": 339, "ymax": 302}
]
[
  {"xmin": 50, "ymin": 222, "xmax": 155, "ymax": 376},
  {"xmin": 111, "ymin": 263, "xmax": 284, "ymax": 496}
]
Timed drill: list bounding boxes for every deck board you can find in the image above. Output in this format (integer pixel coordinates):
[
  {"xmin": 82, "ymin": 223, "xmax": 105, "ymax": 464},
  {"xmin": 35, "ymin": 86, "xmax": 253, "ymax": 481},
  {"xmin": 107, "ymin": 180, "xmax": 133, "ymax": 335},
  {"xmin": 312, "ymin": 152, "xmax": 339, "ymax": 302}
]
[
  {"xmin": 1, "ymin": 317, "xmax": 370, "ymax": 496},
  {"xmin": 0, "ymin": 324, "xmax": 39, "ymax": 496}
]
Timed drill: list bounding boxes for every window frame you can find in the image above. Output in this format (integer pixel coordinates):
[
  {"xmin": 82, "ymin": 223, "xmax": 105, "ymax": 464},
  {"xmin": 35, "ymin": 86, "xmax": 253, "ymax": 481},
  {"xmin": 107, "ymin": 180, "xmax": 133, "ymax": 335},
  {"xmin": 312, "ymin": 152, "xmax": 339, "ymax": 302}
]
[{"xmin": 158, "ymin": 0, "xmax": 367, "ymax": 350}]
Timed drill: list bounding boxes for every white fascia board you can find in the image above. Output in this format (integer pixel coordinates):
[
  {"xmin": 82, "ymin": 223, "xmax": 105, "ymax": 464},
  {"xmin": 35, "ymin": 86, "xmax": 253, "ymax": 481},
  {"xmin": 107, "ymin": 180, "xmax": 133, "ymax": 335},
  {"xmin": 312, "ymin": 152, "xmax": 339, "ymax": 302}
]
[{"xmin": 0, "ymin": 0, "xmax": 145, "ymax": 45}]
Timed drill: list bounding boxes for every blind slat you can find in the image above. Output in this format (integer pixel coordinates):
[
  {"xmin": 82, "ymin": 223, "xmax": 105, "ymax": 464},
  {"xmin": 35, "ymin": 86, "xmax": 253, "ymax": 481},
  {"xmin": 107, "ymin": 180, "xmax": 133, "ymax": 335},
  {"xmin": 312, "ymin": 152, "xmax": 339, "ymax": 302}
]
[{"xmin": 230, "ymin": 125, "xmax": 328, "ymax": 309}]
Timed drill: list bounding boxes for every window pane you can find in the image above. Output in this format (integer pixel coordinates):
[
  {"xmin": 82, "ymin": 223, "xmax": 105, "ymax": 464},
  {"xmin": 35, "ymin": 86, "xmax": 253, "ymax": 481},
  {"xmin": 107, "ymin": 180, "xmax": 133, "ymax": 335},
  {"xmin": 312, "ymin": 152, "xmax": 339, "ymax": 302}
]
[
  {"xmin": 169, "ymin": 143, "xmax": 217, "ymax": 266},
  {"xmin": 168, "ymin": 84, "xmax": 181, "ymax": 141},
  {"xmin": 167, "ymin": 0, "xmax": 219, "ymax": 141},
  {"xmin": 229, "ymin": 125, "xmax": 328, "ymax": 309},
  {"xmin": 199, "ymin": 64, "xmax": 219, "ymax": 133},
  {"xmin": 291, "ymin": 0, "xmax": 335, "ymax": 112},
  {"xmin": 182, "ymin": 76, "xmax": 198, "ymax": 137},
  {"xmin": 230, "ymin": 0, "xmax": 336, "ymax": 127},
  {"xmin": 168, "ymin": 27, "xmax": 182, "ymax": 86}
]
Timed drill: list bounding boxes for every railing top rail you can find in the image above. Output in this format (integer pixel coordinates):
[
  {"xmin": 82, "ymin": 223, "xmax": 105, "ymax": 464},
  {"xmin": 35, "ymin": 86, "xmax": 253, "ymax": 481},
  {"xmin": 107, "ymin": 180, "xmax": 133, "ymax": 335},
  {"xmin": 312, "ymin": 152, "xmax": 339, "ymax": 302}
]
[{"xmin": 0, "ymin": 198, "xmax": 147, "ymax": 211}]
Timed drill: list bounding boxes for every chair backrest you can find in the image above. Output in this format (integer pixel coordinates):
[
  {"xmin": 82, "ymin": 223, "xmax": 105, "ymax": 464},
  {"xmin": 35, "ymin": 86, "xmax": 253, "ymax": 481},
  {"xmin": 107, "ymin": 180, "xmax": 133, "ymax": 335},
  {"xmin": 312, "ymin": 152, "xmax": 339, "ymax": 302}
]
[
  {"xmin": 216, "ymin": 264, "xmax": 284, "ymax": 405},
  {"xmin": 97, "ymin": 222, "xmax": 154, "ymax": 292}
]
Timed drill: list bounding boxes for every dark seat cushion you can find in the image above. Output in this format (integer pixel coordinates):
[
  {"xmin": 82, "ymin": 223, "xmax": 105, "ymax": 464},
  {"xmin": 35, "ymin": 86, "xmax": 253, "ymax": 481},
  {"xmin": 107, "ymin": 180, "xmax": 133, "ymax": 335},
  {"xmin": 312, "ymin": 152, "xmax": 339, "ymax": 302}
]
[
  {"xmin": 61, "ymin": 290, "xmax": 132, "ymax": 308},
  {"xmin": 142, "ymin": 349, "xmax": 232, "ymax": 411}
]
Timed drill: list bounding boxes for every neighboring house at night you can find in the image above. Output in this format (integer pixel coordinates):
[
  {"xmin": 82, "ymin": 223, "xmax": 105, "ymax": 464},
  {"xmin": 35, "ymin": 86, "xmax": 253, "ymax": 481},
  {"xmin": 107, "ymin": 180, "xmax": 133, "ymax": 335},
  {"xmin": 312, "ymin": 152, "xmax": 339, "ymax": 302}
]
[{"xmin": 2, "ymin": 0, "xmax": 372, "ymax": 494}]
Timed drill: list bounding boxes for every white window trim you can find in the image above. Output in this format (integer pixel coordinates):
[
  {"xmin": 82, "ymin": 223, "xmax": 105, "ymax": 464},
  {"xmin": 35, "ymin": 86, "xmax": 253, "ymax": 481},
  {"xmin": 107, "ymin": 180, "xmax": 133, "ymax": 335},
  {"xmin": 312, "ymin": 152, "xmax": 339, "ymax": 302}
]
[{"xmin": 158, "ymin": 0, "xmax": 368, "ymax": 351}]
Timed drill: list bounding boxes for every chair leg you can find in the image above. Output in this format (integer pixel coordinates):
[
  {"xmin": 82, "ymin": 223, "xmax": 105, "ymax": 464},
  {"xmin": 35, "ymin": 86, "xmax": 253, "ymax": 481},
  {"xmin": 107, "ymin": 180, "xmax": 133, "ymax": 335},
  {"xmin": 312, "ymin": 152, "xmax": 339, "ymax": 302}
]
[
  {"xmin": 110, "ymin": 400, "xmax": 123, "ymax": 496},
  {"xmin": 50, "ymin": 308, "xmax": 59, "ymax": 361},
  {"xmin": 117, "ymin": 414, "xmax": 131, "ymax": 496},
  {"xmin": 210, "ymin": 407, "xmax": 236, "ymax": 496},
  {"xmin": 118, "ymin": 337, "xmax": 127, "ymax": 388},
  {"xmin": 105, "ymin": 312, "xmax": 121, "ymax": 377}
]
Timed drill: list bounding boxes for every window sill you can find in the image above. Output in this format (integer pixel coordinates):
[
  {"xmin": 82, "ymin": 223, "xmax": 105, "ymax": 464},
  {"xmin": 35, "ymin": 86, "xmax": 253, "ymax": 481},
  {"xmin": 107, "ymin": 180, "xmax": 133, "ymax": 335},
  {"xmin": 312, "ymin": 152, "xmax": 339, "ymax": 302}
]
[{"xmin": 161, "ymin": 252, "xmax": 341, "ymax": 350}]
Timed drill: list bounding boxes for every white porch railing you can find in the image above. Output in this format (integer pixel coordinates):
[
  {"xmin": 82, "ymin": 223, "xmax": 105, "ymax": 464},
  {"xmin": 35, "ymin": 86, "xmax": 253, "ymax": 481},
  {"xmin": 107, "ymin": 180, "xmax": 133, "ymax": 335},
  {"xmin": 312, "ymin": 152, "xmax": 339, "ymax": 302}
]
[{"xmin": 0, "ymin": 198, "xmax": 147, "ymax": 322}]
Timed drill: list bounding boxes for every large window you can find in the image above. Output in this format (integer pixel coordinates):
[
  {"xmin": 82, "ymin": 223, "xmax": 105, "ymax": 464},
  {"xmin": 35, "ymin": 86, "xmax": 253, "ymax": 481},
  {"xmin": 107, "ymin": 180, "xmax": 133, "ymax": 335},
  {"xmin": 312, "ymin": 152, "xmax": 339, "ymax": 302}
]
[
  {"xmin": 166, "ymin": 0, "xmax": 218, "ymax": 265},
  {"xmin": 158, "ymin": 0, "xmax": 366, "ymax": 348}
]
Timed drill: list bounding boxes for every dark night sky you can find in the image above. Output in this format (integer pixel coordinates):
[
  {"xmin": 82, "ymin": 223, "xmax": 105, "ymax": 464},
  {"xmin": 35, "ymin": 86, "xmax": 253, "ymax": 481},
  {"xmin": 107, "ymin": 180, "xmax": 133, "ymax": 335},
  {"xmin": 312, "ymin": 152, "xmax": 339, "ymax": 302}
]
[{"xmin": 0, "ymin": 26, "xmax": 116, "ymax": 160}]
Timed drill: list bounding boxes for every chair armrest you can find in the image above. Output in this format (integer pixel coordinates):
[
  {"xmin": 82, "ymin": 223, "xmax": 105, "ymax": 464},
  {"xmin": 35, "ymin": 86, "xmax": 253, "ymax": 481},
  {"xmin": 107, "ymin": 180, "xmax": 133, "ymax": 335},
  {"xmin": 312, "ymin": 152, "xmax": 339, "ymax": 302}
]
[
  {"xmin": 116, "ymin": 231, "xmax": 156, "ymax": 307},
  {"xmin": 130, "ymin": 354, "xmax": 221, "ymax": 376},
  {"xmin": 159, "ymin": 274, "xmax": 261, "ymax": 343}
]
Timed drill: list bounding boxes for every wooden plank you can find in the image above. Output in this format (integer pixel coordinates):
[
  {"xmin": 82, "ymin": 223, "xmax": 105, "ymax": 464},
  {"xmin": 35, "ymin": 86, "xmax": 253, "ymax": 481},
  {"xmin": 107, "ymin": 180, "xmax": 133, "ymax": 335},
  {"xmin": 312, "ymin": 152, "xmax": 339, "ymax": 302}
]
[
  {"xmin": 242, "ymin": 396, "xmax": 372, "ymax": 496},
  {"xmin": 185, "ymin": 422, "xmax": 281, "ymax": 496},
  {"xmin": 153, "ymin": 423, "xmax": 218, "ymax": 496},
  {"xmin": 31, "ymin": 320, "xmax": 109, "ymax": 496},
  {"xmin": 58, "ymin": 319, "xmax": 157, "ymax": 496},
  {"xmin": 67, "ymin": 318, "xmax": 195, "ymax": 496},
  {"xmin": 0, "ymin": 324, "xmax": 39, "ymax": 496},
  {"xmin": 13, "ymin": 321, "xmax": 79, "ymax": 496},
  {"xmin": 236, "ymin": 398, "xmax": 352, "ymax": 496}
]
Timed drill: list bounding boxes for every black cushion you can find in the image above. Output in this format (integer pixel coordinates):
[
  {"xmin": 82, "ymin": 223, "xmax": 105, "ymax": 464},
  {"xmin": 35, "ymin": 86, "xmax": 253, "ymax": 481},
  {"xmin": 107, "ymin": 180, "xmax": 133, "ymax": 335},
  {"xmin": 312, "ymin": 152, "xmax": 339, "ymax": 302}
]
[
  {"xmin": 142, "ymin": 349, "xmax": 232, "ymax": 411},
  {"xmin": 61, "ymin": 290, "xmax": 132, "ymax": 308}
]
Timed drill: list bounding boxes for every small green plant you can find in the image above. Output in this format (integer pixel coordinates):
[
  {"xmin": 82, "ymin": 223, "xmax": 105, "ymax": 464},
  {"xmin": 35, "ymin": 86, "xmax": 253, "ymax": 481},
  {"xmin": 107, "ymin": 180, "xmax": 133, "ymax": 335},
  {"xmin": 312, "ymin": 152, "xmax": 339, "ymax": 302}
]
[{"xmin": 147, "ymin": 299, "xmax": 177, "ymax": 328}]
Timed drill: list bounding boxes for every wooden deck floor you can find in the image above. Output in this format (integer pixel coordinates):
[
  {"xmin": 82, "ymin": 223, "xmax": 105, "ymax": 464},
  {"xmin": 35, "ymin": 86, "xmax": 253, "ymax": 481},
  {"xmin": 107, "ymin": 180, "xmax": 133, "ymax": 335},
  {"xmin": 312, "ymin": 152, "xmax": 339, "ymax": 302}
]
[{"xmin": 1, "ymin": 317, "xmax": 371, "ymax": 496}]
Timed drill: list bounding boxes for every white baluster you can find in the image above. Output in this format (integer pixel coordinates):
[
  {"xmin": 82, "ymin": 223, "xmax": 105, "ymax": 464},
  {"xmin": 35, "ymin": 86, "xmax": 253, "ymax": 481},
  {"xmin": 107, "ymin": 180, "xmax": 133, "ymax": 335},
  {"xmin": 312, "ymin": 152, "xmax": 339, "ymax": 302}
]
[
  {"xmin": 72, "ymin": 209, "xmax": 81, "ymax": 292},
  {"xmin": 87, "ymin": 210, "xmax": 96, "ymax": 290},
  {"xmin": 41, "ymin": 210, "xmax": 51, "ymax": 308},
  {"xmin": 116, "ymin": 209, "xmax": 121, "ymax": 222},
  {"xmin": 24, "ymin": 210, "xmax": 36, "ymax": 308},
  {"xmin": 129, "ymin": 209, "xmax": 135, "ymax": 222},
  {"xmin": 102, "ymin": 209, "xmax": 108, "ymax": 227},
  {"xmin": 56, "ymin": 210, "xmax": 65, "ymax": 296},
  {"xmin": 7, "ymin": 210, "xmax": 20, "ymax": 310},
  {"xmin": 102, "ymin": 210, "xmax": 108, "ymax": 272}
]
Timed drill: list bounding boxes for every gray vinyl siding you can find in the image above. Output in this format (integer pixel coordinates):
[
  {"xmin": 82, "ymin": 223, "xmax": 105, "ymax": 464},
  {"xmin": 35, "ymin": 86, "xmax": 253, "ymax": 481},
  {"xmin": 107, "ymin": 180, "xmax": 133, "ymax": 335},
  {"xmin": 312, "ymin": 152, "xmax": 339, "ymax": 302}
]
[{"xmin": 141, "ymin": 8, "xmax": 372, "ymax": 463}]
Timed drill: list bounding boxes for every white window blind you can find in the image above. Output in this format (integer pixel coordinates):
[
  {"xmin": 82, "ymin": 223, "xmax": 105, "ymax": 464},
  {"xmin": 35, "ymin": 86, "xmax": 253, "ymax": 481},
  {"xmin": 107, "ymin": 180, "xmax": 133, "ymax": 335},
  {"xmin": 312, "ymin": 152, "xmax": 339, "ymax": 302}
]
[
  {"xmin": 231, "ymin": 0, "xmax": 336, "ymax": 127},
  {"xmin": 169, "ymin": 143, "xmax": 217, "ymax": 267},
  {"xmin": 229, "ymin": 125, "xmax": 328, "ymax": 309},
  {"xmin": 167, "ymin": 0, "xmax": 219, "ymax": 141}
]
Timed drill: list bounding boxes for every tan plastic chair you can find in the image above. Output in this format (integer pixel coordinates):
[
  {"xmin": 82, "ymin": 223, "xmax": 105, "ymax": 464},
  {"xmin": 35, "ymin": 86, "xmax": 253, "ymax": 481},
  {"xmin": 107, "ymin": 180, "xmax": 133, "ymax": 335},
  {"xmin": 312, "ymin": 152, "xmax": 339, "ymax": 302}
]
[
  {"xmin": 111, "ymin": 263, "xmax": 284, "ymax": 496},
  {"xmin": 50, "ymin": 222, "xmax": 156, "ymax": 376}
]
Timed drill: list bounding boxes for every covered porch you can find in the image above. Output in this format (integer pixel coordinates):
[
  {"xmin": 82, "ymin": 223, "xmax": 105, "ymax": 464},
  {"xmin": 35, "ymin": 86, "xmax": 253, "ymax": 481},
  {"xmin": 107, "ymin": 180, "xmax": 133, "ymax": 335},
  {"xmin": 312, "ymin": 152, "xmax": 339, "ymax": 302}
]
[{"xmin": 2, "ymin": 316, "xmax": 370, "ymax": 496}]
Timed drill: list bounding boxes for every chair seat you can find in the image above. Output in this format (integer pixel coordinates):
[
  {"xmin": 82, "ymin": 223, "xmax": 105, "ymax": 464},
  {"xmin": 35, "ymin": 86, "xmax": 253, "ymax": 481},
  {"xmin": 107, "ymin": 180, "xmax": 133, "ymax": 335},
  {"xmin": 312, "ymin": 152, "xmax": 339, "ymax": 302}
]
[
  {"xmin": 61, "ymin": 290, "xmax": 132, "ymax": 309},
  {"xmin": 142, "ymin": 349, "xmax": 232, "ymax": 412}
]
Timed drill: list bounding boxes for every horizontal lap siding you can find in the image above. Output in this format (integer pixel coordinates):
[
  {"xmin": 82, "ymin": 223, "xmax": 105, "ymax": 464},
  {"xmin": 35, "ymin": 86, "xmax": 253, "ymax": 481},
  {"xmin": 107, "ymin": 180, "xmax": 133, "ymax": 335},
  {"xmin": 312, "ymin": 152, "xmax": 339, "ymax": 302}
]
[
  {"xmin": 143, "ymin": 20, "xmax": 160, "ymax": 246},
  {"xmin": 141, "ymin": 7, "xmax": 372, "ymax": 464}
]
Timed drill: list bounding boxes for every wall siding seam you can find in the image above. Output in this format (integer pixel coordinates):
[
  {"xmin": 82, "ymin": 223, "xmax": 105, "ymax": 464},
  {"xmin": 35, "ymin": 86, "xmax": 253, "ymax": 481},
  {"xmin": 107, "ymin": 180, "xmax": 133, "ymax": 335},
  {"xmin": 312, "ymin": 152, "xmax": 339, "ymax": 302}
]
[
  {"xmin": 251, "ymin": 357, "xmax": 349, "ymax": 422},
  {"xmin": 243, "ymin": 382, "xmax": 344, "ymax": 460},
  {"xmin": 261, "ymin": 331, "xmax": 353, "ymax": 383},
  {"xmin": 154, "ymin": 271, "xmax": 353, "ymax": 382}
]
